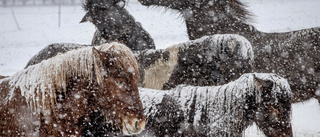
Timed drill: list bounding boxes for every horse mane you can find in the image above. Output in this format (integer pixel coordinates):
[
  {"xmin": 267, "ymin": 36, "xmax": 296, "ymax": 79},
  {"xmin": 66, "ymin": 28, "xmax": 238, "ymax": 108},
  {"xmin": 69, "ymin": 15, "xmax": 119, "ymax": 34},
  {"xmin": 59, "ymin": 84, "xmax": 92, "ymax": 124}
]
[
  {"xmin": 82, "ymin": 0, "xmax": 105, "ymax": 11},
  {"xmin": 217, "ymin": 0, "xmax": 253, "ymax": 23},
  {"xmin": 4, "ymin": 42, "xmax": 134, "ymax": 113},
  {"xmin": 82, "ymin": 0, "xmax": 125, "ymax": 11}
]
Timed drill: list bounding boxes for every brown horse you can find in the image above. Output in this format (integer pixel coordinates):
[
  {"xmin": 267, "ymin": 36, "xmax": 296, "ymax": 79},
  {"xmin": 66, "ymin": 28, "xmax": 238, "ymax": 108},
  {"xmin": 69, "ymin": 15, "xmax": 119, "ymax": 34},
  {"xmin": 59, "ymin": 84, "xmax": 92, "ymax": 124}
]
[
  {"xmin": 137, "ymin": 0, "xmax": 320, "ymax": 104},
  {"xmin": 0, "ymin": 42, "xmax": 145, "ymax": 136}
]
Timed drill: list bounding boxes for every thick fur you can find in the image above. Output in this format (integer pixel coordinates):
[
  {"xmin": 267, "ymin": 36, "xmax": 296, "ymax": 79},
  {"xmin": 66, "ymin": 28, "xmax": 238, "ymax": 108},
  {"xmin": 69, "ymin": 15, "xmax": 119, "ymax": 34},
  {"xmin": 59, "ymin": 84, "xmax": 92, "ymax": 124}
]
[{"xmin": 0, "ymin": 43, "xmax": 145, "ymax": 136}]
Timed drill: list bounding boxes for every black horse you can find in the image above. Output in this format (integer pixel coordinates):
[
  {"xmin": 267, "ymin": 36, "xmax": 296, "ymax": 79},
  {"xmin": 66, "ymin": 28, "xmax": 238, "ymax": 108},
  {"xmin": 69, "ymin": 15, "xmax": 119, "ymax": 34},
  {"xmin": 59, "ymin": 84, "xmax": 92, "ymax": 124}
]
[
  {"xmin": 139, "ymin": 73, "xmax": 293, "ymax": 137},
  {"xmin": 81, "ymin": 0, "xmax": 155, "ymax": 50},
  {"xmin": 137, "ymin": 0, "xmax": 320, "ymax": 103}
]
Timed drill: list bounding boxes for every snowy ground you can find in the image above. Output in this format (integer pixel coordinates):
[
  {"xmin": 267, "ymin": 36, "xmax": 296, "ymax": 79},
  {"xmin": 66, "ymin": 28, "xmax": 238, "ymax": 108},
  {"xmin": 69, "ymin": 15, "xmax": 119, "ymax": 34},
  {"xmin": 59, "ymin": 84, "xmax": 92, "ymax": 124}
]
[{"xmin": 0, "ymin": 0, "xmax": 320, "ymax": 136}]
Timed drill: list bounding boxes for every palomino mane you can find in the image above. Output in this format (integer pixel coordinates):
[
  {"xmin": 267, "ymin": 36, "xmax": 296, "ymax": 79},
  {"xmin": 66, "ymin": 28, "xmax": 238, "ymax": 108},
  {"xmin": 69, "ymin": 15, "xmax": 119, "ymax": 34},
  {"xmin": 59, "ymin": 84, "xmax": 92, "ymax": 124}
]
[{"xmin": 4, "ymin": 42, "xmax": 131, "ymax": 113}]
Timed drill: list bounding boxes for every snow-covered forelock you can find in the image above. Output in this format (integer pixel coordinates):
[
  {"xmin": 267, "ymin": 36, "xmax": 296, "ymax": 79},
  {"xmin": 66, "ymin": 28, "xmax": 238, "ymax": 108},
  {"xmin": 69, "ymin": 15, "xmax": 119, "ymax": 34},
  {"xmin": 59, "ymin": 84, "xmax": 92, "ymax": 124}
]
[
  {"xmin": 3, "ymin": 42, "xmax": 124, "ymax": 114},
  {"xmin": 139, "ymin": 73, "xmax": 291, "ymax": 136}
]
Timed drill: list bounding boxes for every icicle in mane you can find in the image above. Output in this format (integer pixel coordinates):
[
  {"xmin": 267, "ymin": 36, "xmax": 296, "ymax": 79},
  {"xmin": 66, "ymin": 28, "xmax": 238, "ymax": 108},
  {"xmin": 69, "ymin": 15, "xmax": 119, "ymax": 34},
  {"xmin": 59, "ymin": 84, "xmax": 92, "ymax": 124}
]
[
  {"xmin": 0, "ymin": 42, "xmax": 145, "ymax": 136},
  {"xmin": 139, "ymin": 73, "xmax": 293, "ymax": 137},
  {"xmin": 5, "ymin": 45, "xmax": 94, "ymax": 110}
]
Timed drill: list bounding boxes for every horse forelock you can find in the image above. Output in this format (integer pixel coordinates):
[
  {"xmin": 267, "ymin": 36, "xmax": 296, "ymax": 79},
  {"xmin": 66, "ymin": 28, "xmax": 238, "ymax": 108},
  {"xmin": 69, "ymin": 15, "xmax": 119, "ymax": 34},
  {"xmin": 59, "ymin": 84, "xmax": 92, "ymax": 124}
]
[
  {"xmin": 251, "ymin": 73, "xmax": 292, "ymax": 103},
  {"xmin": 102, "ymin": 42, "xmax": 139, "ymax": 75}
]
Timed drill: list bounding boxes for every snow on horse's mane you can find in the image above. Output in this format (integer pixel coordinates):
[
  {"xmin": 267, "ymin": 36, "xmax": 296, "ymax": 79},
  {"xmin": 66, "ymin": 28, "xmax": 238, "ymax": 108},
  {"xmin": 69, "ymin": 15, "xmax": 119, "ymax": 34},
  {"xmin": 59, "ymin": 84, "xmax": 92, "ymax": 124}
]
[{"xmin": 5, "ymin": 42, "xmax": 130, "ymax": 111}]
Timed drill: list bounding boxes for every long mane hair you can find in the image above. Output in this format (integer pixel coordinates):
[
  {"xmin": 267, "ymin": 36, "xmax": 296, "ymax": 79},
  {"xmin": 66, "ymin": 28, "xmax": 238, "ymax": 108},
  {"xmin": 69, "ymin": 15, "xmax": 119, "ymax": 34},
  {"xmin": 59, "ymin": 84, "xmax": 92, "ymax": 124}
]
[
  {"xmin": 6, "ymin": 42, "xmax": 139, "ymax": 109},
  {"xmin": 3, "ymin": 44, "xmax": 110, "ymax": 111}
]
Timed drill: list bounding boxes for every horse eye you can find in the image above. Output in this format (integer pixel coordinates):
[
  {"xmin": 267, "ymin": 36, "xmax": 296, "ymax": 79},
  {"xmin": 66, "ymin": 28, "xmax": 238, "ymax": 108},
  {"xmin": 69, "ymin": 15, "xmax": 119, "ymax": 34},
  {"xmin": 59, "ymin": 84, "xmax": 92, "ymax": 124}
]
[{"xmin": 116, "ymin": 79, "xmax": 124, "ymax": 86}]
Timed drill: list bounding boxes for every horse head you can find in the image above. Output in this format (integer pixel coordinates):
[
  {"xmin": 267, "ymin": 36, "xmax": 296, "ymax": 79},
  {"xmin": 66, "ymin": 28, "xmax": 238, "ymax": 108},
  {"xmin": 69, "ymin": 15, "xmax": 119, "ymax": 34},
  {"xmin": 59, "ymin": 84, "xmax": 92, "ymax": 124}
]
[
  {"xmin": 92, "ymin": 43, "xmax": 145, "ymax": 135},
  {"xmin": 251, "ymin": 75, "xmax": 293, "ymax": 137},
  {"xmin": 81, "ymin": 0, "xmax": 134, "ymax": 41}
]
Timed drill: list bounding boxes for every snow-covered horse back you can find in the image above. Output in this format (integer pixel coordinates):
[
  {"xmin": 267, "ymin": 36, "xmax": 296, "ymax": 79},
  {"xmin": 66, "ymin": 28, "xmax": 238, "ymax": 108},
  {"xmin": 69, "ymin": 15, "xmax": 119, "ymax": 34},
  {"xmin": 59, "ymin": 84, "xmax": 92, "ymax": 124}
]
[
  {"xmin": 81, "ymin": 0, "xmax": 155, "ymax": 50},
  {"xmin": 0, "ymin": 42, "xmax": 145, "ymax": 136},
  {"xmin": 138, "ymin": 0, "xmax": 320, "ymax": 104},
  {"xmin": 140, "ymin": 73, "xmax": 293, "ymax": 137}
]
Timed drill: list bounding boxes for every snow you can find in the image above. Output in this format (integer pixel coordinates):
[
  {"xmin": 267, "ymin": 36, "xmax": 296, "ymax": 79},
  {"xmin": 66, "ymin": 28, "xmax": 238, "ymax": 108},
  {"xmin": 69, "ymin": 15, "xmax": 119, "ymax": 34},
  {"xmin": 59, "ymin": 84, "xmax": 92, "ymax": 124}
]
[{"xmin": 1, "ymin": 0, "xmax": 320, "ymax": 136}]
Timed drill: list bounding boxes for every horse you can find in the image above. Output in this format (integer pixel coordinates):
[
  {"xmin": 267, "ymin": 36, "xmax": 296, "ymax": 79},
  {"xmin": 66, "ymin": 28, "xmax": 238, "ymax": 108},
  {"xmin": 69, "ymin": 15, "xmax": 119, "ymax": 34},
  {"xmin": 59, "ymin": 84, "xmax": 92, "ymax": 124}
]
[
  {"xmin": 0, "ymin": 42, "xmax": 146, "ymax": 136},
  {"xmin": 25, "ymin": 34, "xmax": 254, "ymax": 90},
  {"xmin": 81, "ymin": 0, "xmax": 155, "ymax": 50},
  {"xmin": 136, "ymin": 34, "xmax": 254, "ymax": 90},
  {"xmin": 139, "ymin": 73, "xmax": 293, "ymax": 137},
  {"xmin": 137, "ymin": 0, "xmax": 320, "ymax": 103},
  {"xmin": 24, "ymin": 0, "xmax": 155, "ymax": 67}
]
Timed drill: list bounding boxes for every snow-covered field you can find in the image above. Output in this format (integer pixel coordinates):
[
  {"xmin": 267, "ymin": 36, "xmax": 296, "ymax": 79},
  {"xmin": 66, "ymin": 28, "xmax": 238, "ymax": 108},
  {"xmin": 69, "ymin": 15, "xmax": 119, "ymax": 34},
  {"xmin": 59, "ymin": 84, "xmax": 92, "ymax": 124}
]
[{"xmin": 0, "ymin": 0, "xmax": 320, "ymax": 136}]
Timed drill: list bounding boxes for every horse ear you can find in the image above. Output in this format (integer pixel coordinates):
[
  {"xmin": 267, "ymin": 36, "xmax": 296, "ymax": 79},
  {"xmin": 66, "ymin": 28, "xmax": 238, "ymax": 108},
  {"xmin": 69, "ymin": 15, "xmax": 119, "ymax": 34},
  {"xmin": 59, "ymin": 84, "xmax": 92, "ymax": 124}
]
[
  {"xmin": 80, "ymin": 13, "xmax": 92, "ymax": 23},
  {"xmin": 92, "ymin": 47, "xmax": 101, "ymax": 59},
  {"xmin": 92, "ymin": 46, "xmax": 114, "ymax": 67},
  {"xmin": 253, "ymin": 74, "xmax": 273, "ymax": 89}
]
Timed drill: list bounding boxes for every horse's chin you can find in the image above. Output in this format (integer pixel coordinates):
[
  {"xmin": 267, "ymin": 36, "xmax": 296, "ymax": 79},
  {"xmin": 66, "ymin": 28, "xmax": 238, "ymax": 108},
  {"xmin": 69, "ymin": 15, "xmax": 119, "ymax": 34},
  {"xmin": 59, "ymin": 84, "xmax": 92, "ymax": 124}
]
[{"xmin": 122, "ymin": 117, "xmax": 146, "ymax": 135}]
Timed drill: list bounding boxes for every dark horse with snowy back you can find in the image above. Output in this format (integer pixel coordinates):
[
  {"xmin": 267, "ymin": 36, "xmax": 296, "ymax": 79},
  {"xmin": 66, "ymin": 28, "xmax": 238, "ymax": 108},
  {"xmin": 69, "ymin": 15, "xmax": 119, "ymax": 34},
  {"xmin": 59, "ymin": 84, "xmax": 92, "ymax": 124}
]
[
  {"xmin": 138, "ymin": 0, "xmax": 320, "ymax": 103},
  {"xmin": 139, "ymin": 73, "xmax": 293, "ymax": 137},
  {"xmin": 0, "ymin": 43, "xmax": 146, "ymax": 136}
]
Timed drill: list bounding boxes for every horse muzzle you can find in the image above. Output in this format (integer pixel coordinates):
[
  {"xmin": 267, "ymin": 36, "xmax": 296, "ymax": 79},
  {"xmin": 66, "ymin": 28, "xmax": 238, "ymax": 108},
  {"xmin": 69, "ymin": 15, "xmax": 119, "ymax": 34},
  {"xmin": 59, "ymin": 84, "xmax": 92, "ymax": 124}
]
[{"xmin": 122, "ymin": 117, "xmax": 146, "ymax": 135}]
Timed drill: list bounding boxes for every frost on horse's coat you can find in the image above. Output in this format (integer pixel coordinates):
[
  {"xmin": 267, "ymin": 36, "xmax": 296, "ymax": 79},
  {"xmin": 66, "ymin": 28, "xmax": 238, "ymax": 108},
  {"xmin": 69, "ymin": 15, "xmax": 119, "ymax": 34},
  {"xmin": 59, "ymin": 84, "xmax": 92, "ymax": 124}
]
[
  {"xmin": 0, "ymin": 42, "xmax": 145, "ymax": 137},
  {"xmin": 139, "ymin": 73, "xmax": 293, "ymax": 137}
]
